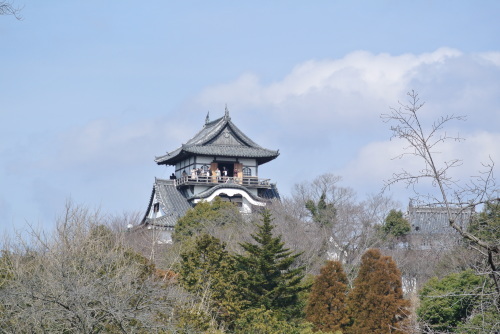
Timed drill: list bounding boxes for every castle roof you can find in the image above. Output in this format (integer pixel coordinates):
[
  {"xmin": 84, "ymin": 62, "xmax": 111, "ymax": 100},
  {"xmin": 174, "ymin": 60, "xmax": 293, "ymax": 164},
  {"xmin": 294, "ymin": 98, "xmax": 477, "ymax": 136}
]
[
  {"xmin": 155, "ymin": 109, "xmax": 279, "ymax": 165},
  {"xmin": 407, "ymin": 204, "xmax": 474, "ymax": 234},
  {"xmin": 141, "ymin": 177, "xmax": 281, "ymax": 229},
  {"xmin": 142, "ymin": 178, "xmax": 192, "ymax": 228}
]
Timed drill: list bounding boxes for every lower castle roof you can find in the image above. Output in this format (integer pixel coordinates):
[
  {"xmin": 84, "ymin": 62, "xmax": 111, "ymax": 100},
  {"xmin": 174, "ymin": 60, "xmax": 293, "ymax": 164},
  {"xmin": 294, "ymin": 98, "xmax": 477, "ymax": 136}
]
[{"xmin": 141, "ymin": 178, "xmax": 280, "ymax": 228}]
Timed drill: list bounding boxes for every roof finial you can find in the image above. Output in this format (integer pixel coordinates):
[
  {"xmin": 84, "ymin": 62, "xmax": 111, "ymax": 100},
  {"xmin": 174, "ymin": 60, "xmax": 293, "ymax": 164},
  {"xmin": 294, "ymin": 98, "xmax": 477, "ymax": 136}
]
[
  {"xmin": 224, "ymin": 104, "xmax": 229, "ymax": 118},
  {"xmin": 205, "ymin": 111, "xmax": 210, "ymax": 124}
]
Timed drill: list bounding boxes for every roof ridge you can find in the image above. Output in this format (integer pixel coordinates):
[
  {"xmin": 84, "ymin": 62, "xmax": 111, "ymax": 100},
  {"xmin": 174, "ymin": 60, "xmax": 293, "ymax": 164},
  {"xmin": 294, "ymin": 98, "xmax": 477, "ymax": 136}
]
[
  {"xmin": 155, "ymin": 109, "xmax": 279, "ymax": 166},
  {"xmin": 204, "ymin": 115, "xmax": 224, "ymax": 127}
]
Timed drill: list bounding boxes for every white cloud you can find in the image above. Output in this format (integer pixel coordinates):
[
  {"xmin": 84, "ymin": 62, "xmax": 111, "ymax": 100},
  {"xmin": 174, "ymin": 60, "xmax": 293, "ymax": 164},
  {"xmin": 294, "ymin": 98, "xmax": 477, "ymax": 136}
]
[
  {"xmin": 478, "ymin": 52, "xmax": 500, "ymax": 67},
  {"xmin": 339, "ymin": 130, "xmax": 500, "ymax": 202},
  {"xmin": 190, "ymin": 49, "xmax": 500, "ymax": 200},
  {"xmin": 196, "ymin": 48, "xmax": 465, "ymax": 125},
  {"xmin": 24, "ymin": 48, "xmax": 500, "ymax": 205}
]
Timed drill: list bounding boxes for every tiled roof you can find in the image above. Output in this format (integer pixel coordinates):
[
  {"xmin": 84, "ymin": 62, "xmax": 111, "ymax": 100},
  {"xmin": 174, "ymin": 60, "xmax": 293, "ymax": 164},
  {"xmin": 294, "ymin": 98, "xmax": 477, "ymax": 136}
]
[
  {"xmin": 140, "ymin": 179, "xmax": 281, "ymax": 230},
  {"xmin": 155, "ymin": 111, "xmax": 279, "ymax": 165},
  {"xmin": 182, "ymin": 145, "xmax": 278, "ymax": 158},
  {"xmin": 407, "ymin": 205, "xmax": 474, "ymax": 234},
  {"xmin": 142, "ymin": 178, "xmax": 193, "ymax": 228},
  {"xmin": 258, "ymin": 184, "xmax": 281, "ymax": 200}
]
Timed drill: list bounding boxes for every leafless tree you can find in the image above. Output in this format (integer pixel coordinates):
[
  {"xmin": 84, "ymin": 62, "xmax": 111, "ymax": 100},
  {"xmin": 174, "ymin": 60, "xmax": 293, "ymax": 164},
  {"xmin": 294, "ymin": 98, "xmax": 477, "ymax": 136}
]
[
  {"xmin": 382, "ymin": 90, "xmax": 500, "ymax": 300},
  {"xmin": 0, "ymin": 202, "xmax": 188, "ymax": 333},
  {"xmin": 0, "ymin": 1, "xmax": 22, "ymax": 19},
  {"xmin": 287, "ymin": 173, "xmax": 398, "ymax": 281},
  {"xmin": 265, "ymin": 199, "xmax": 331, "ymax": 276}
]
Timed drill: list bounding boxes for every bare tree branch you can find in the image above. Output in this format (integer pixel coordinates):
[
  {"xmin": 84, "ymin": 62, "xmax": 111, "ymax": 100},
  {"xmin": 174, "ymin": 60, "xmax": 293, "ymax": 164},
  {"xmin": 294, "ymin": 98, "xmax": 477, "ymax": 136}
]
[
  {"xmin": 382, "ymin": 90, "xmax": 500, "ymax": 303},
  {"xmin": 0, "ymin": 1, "xmax": 23, "ymax": 20}
]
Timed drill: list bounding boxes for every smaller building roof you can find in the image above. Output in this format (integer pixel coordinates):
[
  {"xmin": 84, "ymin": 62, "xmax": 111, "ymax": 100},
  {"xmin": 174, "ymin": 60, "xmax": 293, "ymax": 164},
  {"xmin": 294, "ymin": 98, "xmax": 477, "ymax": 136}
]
[
  {"xmin": 141, "ymin": 177, "xmax": 281, "ymax": 229},
  {"xmin": 142, "ymin": 178, "xmax": 192, "ymax": 228},
  {"xmin": 155, "ymin": 108, "xmax": 279, "ymax": 165},
  {"xmin": 407, "ymin": 204, "xmax": 474, "ymax": 235}
]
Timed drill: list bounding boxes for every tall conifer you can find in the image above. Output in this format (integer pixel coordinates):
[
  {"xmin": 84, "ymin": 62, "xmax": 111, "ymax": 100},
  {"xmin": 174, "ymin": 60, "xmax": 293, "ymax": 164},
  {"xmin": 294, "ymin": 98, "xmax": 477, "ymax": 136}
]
[
  {"xmin": 346, "ymin": 249, "xmax": 409, "ymax": 334},
  {"xmin": 179, "ymin": 233, "xmax": 244, "ymax": 327},
  {"xmin": 305, "ymin": 260, "xmax": 349, "ymax": 333},
  {"xmin": 235, "ymin": 209, "xmax": 306, "ymax": 319}
]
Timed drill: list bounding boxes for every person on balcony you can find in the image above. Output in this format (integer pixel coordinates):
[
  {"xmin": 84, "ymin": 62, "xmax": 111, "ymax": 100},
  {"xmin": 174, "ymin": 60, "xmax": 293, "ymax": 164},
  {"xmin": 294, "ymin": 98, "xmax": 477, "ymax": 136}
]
[{"xmin": 222, "ymin": 167, "xmax": 227, "ymax": 181}]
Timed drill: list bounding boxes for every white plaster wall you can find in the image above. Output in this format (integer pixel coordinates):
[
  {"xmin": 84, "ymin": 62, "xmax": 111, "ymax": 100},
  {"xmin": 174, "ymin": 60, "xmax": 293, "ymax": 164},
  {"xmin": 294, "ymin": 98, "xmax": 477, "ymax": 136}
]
[
  {"xmin": 194, "ymin": 188, "xmax": 266, "ymax": 208},
  {"xmin": 239, "ymin": 158, "xmax": 257, "ymax": 176},
  {"xmin": 158, "ymin": 230, "xmax": 173, "ymax": 244},
  {"xmin": 239, "ymin": 158, "xmax": 256, "ymax": 166},
  {"xmin": 197, "ymin": 156, "xmax": 212, "ymax": 164},
  {"xmin": 241, "ymin": 197, "xmax": 252, "ymax": 214},
  {"xmin": 193, "ymin": 185, "xmax": 210, "ymax": 195},
  {"xmin": 148, "ymin": 193, "xmax": 165, "ymax": 219}
]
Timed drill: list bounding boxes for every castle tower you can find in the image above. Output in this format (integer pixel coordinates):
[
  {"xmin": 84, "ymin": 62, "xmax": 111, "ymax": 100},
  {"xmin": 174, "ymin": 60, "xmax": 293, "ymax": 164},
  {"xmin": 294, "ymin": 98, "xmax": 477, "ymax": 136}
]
[{"xmin": 139, "ymin": 108, "xmax": 280, "ymax": 242}]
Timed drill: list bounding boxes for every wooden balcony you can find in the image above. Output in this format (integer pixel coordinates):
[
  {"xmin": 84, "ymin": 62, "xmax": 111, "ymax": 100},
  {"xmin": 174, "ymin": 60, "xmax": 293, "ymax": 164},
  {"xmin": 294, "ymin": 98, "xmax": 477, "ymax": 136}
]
[{"xmin": 174, "ymin": 175, "xmax": 272, "ymax": 189}]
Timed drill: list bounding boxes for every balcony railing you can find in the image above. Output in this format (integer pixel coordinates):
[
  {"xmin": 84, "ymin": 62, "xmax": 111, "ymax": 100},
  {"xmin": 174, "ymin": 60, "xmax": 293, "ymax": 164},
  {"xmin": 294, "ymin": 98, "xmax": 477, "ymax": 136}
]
[{"xmin": 174, "ymin": 175, "xmax": 272, "ymax": 188}]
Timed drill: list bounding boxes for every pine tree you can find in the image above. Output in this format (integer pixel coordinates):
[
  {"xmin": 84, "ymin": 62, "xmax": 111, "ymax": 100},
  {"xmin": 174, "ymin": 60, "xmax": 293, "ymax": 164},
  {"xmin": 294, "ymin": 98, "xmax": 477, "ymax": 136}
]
[
  {"xmin": 235, "ymin": 209, "xmax": 307, "ymax": 319},
  {"xmin": 178, "ymin": 233, "xmax": 244, "ymax": 327},
  {"xmin": 346, "ymin": 249, "xmax": 409, "ymax": 334},
  {"xmin": 305, "ymin": 260, "xmax": 349, "ymax": 333}
]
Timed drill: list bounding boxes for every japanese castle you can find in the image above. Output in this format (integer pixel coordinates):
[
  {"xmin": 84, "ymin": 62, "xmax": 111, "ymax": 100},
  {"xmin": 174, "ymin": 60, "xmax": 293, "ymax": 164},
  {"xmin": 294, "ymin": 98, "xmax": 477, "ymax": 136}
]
[{"xmin": 139, "ymin": 107, "xmax": 280, "ymax": 242}]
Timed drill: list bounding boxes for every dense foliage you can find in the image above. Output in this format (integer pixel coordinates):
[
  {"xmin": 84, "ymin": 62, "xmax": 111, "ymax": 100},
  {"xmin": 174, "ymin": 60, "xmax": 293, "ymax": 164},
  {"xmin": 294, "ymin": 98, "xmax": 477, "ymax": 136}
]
[
  {"xmin": 469, "ymin": 199, "xmax": 500, "ymax": 244},
  {"xmin": 235, "ymin": 209, "xmax": 308, "ymax": 320},
  {"xmin": 2, "ymin": 170, "xmax": 499, "ymax": 332},
  {"xmin": 305, "ymin": 260, "xmax": 349, "ymax": 333},
  {"xmin": 178, "ymin": 233, "xmax": 244, "ymax": 328},
  {"xmin": 418, "ymin": 270, "xmax": 485, "ymax": 332},
  {"xmin": 173, "ymin": 197, "xmax": 242, "ymax": 242},
  {"xmin": 347, "ymin": 249, "xmax": 409, "ymax": 334},
  {"xmin": 305, "ymin": 192, "xmax": 336, "ymax": 226},
  {"xmin": 0, "ymin": 207, "xmax": 181, "ymax": 332},
  {"xmin": 383, "ymin": 209, "xmax": 411, "ymax": 237}
]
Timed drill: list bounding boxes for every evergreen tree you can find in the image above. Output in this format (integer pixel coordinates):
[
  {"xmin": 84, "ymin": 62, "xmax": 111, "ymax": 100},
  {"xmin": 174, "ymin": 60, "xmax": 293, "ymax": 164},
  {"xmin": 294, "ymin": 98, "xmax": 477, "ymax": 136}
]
[
  {"xmin": 305, "ymin": 192, "xmax": 336, "ymax": 226},
  {"xmin": 234, "ymin": 306, "xmax": 333, "ymax": 334},
  {"xmin": 382, "ymin": 209, "xmax": 411, "ymax": 237},
  {"xmin": 234, "ymin": 307, "xmax": 300, "ymax": 334},
  {"xmin": 418, "ymin": 270, "xmax": 484, "ymax": 332},
  {"xmin": 173, "ymin": 197, "xmax": 242, "ymax": 242},
  {"xmin": 305, "ymin": 260, "xmax": 349, "ymax": 333},
  {"xmin": 468, "ymin": 199, "xmax": 500, "ymax": 244},
  {"xmin": 467, "ymin": 200, "xmax": 500, "ymax": 306},
  {"xmin": 178, "ymin": 233, "xmax": 244, "ymax": 328},
  {"xmin": 235, "ymin": 209, "xmax": 307, "ymax": 319},
  {"xmin": 346, "ymin": 249, "xmax": 409, "ymax": 334}
]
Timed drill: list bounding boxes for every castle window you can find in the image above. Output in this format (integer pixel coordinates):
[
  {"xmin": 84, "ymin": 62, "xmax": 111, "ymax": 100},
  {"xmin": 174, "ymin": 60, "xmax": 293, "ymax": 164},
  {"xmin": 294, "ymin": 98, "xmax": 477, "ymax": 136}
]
[{"xmin": 242, "ymin": 167, "xmax": 252, "ymax": 177}]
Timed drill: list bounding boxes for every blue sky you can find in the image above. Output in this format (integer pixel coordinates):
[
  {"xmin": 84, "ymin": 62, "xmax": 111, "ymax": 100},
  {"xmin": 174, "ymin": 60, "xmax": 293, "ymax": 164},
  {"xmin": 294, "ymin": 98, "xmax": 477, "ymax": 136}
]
[{"xmin": 1, "ymin": 1, "xmax": 500, "ymax": 235}]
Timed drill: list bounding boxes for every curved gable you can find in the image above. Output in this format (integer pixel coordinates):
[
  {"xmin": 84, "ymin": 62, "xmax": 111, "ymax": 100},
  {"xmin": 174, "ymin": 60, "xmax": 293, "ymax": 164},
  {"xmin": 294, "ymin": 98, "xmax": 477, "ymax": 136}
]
[{"xmin": 155, "ymin": 108, "xmax": 279, "ymax": 165}]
